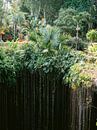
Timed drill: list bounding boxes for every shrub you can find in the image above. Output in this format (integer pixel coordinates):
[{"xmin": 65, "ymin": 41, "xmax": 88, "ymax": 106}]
[
  {"xmin": 88, "ymin": 44, "xmax": 97, "ymax": 53},
  {"xmin": 65, "ymin": 37, "xmax": 87, "ymax": 50},
  {"xmin": 65, "ymin": 62, "xmax": 97, "ymax": 88},
  {"xmin": 29, "ymin": 31, "xmax": 38, "ymax": 41},
  {"xmin": 54, "ymin": 8, "xmax": 92, "ymax": 37},
  {"xmin": 86, "ymin": 29, "xmax": 97, "ymax": 42},
  {"xmin": 60, "ymin": 34, "xmax": 71, "ymax": 43}
]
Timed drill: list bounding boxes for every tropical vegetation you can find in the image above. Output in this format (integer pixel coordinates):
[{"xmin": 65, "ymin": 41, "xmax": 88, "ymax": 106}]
[{"xmin": 0, "ymin": 0, "xmax": 97, "ymax": 89}]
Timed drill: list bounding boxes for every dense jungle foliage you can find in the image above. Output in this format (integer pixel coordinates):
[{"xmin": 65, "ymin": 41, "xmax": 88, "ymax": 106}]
[{"xmin": 0, "ymin": 0, "xmax": 97, "ymax": 89}]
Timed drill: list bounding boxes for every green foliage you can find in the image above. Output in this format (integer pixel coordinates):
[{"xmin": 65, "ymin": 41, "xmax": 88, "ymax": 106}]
[
  {"xmin": 63, "ymin": 0, "xmax": 93, "ymax": 11},
  {"xmin": 40, "ymin": 25, "xmax": 60, "ymax": 49},
  {"xmin": 86, "ymin": 29, "xmax": 97, "ymax": 42},
  {"xmin": 0, "ymin": 47, "xmax": 17, "ymax": 85},
  {"xmin": 63, "ymin": 0, "xmax": 97, "ymax": 28},
  {"xmin": 54, "ymin": 8, "xmax": 92, "ymax": 36},
  {"xmin": 6, "ymin": 1, "xmax": 26, "ymax": 40},
  {"xmin": 28, "ymin": 25, "xmax": 61, "ymax": 52},
  {"xmin": 0, "ymin": 40, "xmax": 85, "ymax": 85},
  {"xmin": 0, "ymin": 0, "xmax": 97, "ymax": 89},
  {"xmin": 20, "ymin": 0, "xmax": 64, "ymax": 23},
  {"xmin": 65, "ymin": 62, "xmax": 97, "ymax": 88},
  {"xmin": 0, "ymin": 23, "xmax": 94, "ymax": 88},
  {"xmin": 54, "ymin": 8, "xmax": 77, "ymax": 35},
  {"xmin": 60, "ymin": 34, "xmax": 72, "ymax": 43},
  {"xmin": 0, "ymin": 35, "xmax": 96, "ymax": 89},
  {"xmin": 65, "ymin": 37, "xmax": 87, "ymax": 50},
  {"xmin": 88, "ymin": 44, "xmax": 97, "ymax": 53}
]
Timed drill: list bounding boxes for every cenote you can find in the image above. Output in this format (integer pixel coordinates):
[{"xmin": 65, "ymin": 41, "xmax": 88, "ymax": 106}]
[{"xmin": 0, "ymin": 0, "xmax": 97, "ymax": 129}]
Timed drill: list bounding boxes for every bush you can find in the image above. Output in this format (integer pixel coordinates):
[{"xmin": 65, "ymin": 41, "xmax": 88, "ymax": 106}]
[
  {"xmin": 86, "ymin": 29, "xmax": 97, "ymax": 42},
  {"xmin": 65, "ymin": 37, "xmax": 87, "ymax": 50},
  {"xmin": 54, "ymin": 8, "xmax": 92, "ymax": 37},
  {"xmin": 60, "ymin": 34, "xmax": 71, "ymax": 43},
  {"xmin": 88, "ymin": 44, "xmax": 97, "ymax": 53},
  {"xmin": 65, "ymin": 62, "xmax": 97, "ymax": 88}
]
